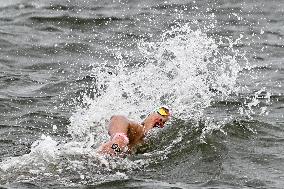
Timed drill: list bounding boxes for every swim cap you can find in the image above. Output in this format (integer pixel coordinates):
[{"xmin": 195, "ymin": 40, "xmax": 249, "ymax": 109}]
[{"xmin": 156, "ymin": 106, "xmax": 170, "ymax": 116}]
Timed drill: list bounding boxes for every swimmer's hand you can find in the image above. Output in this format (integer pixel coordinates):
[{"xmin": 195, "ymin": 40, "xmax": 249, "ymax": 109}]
[
  {"xmin": 98, "ymin": 141, "xmax": 117, "ymax": 156},
  {"xmin": 98, "ymin": 140, "xmax": 127, "ymax": 157}
]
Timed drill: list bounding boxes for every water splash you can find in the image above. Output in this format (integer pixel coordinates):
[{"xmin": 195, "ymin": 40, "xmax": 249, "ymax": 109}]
[
  {"xmin": 239, "ymin": 88, "xmax": 271, "ymax": 118},
  {"xmin": 0, "ymin": 135, "xmax": 59, "ymax": 172},
  {"xmin": 0, "ymin": 23, "xmax": 242, "ymax": 185},
  {"xmin": 68, "ymin": 23, "xmax": 241, "ymax": 145}
]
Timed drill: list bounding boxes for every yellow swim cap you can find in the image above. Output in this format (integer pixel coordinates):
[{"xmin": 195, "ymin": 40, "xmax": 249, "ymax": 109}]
[{"xmin": 157, "ymin": 106, "xmax": 170, "ymax": 116}]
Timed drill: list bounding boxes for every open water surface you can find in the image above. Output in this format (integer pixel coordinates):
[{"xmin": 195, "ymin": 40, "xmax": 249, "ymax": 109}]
[{"xmin": 0, "ymin": 0, "xmax": 283, "ymax": 188}]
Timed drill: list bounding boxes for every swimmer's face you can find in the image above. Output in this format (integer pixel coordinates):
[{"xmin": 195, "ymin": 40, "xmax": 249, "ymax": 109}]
[{"xmin": 153, "ymin": 113, "xmax": 170, "ymax": 128}]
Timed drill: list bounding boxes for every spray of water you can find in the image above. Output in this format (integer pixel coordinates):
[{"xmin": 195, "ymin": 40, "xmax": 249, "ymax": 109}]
[
  {"xmin": 68, "ymin": 23, "xmax": 241, "ymax": 145},
  {"xmin": 0, "ymin": 23, "xmax": 242, "ymax": 184},
  {"xmin": 239, "ymin": 87, "xmax": 271, "ymax": 118}
]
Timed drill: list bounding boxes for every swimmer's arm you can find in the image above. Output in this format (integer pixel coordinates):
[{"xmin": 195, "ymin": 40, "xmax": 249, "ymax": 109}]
[
  {"xmin": 108, "ymin": 115, "xmax": 129, "ymax": 136},
  {"xmin": 98, "ymin": 116, "xmax": 130, "ymax": 156}
]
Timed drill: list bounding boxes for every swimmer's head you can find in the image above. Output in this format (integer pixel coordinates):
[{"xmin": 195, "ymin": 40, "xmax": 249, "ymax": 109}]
[
  {"xmin": 153, "ymin": 106, "xmax": 171, "ymax": 128},
  {"xmin": 143, "ymin": 106, "xmax": 171, "ymax": 129}
]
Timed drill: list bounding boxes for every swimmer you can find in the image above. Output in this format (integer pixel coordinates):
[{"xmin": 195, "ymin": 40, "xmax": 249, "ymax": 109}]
[{"xmin": 98, "ymin": 106, "xmax": 171, "ymax": 156}]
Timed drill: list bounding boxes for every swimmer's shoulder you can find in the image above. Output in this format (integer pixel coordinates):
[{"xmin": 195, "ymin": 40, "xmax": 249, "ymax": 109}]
[{"xmin": 128, "ymin": 120, "xmax": 142, "ymax": 130}]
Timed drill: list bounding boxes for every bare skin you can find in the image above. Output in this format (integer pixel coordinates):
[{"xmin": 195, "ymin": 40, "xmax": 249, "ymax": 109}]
[{"xmin": 98, "ymin": 112, "xmax": 170, "ymax": 156}]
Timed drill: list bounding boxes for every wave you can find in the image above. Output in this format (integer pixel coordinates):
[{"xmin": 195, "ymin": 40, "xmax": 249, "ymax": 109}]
[
  {"xmin": 0, "ymin": 182, "xmax": 40, "ymax": 189},
  {"xmin": 262, "ymin": 42, "xmax": 284, "ymax": 48},
  {"xmin": 7, "ymin": 42, "xmax": 92, "ymax": 58},
  {"xmin": 151, "ymin": 3, "xmax": 194, "ymax": 10},
  {"xmin": 240, "ymin": 65, "xmax": 275, "ymax": 72},
  {"xmin": 23, "ymin": 62, "xmax": 61, "ymax": 70},
  {"xmin": 36, "ymin": 25, "xmax": 63, "ymax": 32},
  {"xmin": 29, "ymin": 15, "xmax": 128, "ymax": 27},
  {"xmin": 0, "ymin": 39, "xmax": 15, "ymax": 49}
]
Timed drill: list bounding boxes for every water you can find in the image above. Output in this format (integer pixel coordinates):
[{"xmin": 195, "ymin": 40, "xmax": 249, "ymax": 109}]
[{"xmin": 0, "ymin": 0, "xmax": 283, "ymax": 188}]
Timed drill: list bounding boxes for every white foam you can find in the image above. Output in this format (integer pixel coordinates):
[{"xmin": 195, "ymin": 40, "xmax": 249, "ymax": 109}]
[
  {"xmin": 0, "ymin": 135, "xmax": 59, "ymax": 172},
  {"xmin": 241, "ymin": 88, "xmax": 272, "ymax": 117},
  {"xmin": 67, "ymin": 24, "xmax": 242, "ymax": 151},
  {"xmin": 0, "ymin": 23, "xmax": 242, "ymax": 184}
]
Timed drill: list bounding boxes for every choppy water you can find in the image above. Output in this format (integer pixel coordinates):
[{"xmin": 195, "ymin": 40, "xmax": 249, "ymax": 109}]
[{"xmin": 0, "ymin": 0, "xmax": 283, "ymax": 188}]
